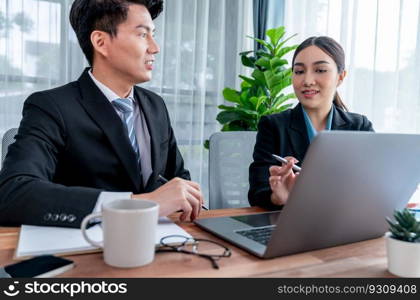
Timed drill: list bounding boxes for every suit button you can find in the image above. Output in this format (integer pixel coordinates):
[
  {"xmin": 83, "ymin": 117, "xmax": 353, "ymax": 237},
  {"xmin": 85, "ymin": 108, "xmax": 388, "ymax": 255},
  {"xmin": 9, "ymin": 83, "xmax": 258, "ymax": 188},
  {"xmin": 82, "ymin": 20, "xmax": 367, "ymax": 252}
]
[
  {"xmin": 68, "ymin": 214, "xmax": 76, "ymax": 223},
  {"xmin": 43, "ymin": 213, "xmax": 52, "ymax": 221},
  {"xmin": 59, "ymin": 214, "xmax": 67, "ymax": 222},
  {"xmin": 51, "ymin": 214, "xmax": 59, "ymax": 221}
]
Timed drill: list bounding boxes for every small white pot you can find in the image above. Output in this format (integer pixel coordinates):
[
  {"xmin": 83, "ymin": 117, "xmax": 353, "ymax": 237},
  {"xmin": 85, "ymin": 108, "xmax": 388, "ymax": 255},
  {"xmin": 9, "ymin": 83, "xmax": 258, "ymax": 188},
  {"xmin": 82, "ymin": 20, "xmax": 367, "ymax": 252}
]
[{"xmin": 385, "ymin": 232, "xmax": 420, "ymax": 277}]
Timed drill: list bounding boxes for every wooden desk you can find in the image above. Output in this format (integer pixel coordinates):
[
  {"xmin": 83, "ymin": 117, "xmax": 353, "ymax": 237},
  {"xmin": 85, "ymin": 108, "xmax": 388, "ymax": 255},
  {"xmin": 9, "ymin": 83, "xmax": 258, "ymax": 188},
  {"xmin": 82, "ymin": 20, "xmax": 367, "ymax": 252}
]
[{"xmin": 0, "ymin": 207, "xmax": 393, "ymax": 277}]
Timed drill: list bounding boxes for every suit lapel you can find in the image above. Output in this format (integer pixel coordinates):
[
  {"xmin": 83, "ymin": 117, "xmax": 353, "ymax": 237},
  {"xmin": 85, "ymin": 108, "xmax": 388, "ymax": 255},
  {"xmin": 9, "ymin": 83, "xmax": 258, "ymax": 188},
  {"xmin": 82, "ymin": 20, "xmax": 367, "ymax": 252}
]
[
  {"xmin": 76, "ymin": 69, "xmax": 142, "ymax": 192},
  {"xmin": 331, "ymin": 105, "xmax": 350, "ymax": 130},
  {"xmin": 287, "ymin": 104, "xmax": 310, "ymax": 161},
  {"xmin": 134, "ymin": 87, "xmax": 160, "ymax": 189}
]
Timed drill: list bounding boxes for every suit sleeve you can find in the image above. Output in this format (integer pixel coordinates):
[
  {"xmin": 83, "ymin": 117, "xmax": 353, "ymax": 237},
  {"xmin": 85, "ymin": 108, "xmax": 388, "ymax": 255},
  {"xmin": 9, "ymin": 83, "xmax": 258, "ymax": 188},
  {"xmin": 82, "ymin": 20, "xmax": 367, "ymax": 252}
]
[
  {"xmin": 248, "ymin": 116, "xmax": 283, "ymax": 210},
  {"xmin": 0, "ymin": 92, "xmax": 101, "ymax": 228}
]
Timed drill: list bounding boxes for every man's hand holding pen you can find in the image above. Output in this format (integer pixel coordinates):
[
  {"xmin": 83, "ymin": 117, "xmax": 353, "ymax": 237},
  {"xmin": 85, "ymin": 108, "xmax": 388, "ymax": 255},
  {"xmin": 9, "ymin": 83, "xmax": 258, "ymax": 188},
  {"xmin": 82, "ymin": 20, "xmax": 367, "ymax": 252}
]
[
  {"xmin": 158, "ymin": 175, "xmax": 208, "ymax": 211},
  {"xmin": 132, "ymin": 176, "xmax": 205, "ymax": 222}
]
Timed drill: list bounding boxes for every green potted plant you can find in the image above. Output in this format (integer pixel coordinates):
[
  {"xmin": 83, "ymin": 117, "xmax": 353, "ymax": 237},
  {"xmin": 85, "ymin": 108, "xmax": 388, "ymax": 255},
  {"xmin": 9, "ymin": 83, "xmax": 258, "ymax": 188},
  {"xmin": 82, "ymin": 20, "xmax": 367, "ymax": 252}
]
[
  {"xmin": 205, "ymin": 26, "xmax": 298, "ymax": 148},
  {"xmin": 385, "ymin": 208, "xmax": 420, "ymax": 277}
]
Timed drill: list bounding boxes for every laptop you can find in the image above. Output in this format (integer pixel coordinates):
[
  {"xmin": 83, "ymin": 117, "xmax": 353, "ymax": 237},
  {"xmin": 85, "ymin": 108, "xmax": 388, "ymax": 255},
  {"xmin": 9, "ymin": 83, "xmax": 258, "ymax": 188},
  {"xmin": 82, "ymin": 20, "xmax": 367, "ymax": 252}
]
[{"xmin": 195, "ymin": 131, "xmax": 420, "ymax": 258}]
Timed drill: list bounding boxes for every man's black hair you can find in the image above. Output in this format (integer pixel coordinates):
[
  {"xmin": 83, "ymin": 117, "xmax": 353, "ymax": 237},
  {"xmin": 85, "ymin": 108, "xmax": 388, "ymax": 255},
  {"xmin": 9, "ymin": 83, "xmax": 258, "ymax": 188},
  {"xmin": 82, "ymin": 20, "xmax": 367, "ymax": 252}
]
[{"xmin": 70, "ymin": 0, "xmax": 163, "ymax": 66}]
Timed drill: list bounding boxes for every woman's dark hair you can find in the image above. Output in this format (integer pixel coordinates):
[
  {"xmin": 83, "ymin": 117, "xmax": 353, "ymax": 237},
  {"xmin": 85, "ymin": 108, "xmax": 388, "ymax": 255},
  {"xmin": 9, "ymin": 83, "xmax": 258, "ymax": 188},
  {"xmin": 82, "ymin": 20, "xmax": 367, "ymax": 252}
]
[
  {"xmin": 292, "ymin": 36, "xmax": 348, "ymax": 111},
  {"xmin": 70, "ymin": 0, "xmax": 164, "ymax": 66}
]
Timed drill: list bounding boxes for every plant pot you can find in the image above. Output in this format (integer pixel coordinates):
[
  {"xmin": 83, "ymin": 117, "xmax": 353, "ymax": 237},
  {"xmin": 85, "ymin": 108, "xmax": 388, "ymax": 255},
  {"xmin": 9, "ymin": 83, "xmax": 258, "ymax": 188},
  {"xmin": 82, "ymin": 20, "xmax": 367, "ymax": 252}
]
[{"xmin": 385, "ymin": 232, "xmax": 420, "ymax": 277}]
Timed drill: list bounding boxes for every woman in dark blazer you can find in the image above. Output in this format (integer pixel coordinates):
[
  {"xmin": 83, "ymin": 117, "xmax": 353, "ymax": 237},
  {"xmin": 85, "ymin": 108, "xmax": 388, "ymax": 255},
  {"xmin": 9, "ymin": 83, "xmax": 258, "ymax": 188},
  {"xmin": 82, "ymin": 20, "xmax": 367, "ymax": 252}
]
[{"xmin": 248, "ymin": 36, "xmax": 374, "ymax": 209}]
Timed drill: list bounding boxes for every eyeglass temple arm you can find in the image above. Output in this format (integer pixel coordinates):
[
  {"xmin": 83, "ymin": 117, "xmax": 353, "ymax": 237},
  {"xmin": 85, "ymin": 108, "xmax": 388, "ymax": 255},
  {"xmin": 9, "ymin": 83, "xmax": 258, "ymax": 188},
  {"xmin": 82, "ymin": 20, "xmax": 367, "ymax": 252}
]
[{"xmin": 198, "ymin": 254, "xmax": 219, "ymax": 269}]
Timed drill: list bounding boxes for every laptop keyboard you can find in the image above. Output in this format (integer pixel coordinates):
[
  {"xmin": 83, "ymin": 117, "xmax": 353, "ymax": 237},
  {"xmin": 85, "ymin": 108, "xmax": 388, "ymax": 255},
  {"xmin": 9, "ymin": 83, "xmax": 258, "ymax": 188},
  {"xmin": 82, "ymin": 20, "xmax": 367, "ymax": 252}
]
[{"xmin": 236, "ymin": 226, "xmax": 276, "ymax": 245}]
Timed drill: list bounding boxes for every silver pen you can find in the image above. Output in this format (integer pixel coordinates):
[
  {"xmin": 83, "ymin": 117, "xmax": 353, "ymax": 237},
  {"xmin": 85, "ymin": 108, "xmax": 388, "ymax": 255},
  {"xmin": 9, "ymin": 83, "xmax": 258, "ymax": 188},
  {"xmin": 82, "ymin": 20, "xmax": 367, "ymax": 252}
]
[
  {"xmin": 158, "ymin": 174, "xmax": 169, "ymax": 183},
  {"xmin": 271, "ymin": 154, "xmax": 302, "ymax": 172}
]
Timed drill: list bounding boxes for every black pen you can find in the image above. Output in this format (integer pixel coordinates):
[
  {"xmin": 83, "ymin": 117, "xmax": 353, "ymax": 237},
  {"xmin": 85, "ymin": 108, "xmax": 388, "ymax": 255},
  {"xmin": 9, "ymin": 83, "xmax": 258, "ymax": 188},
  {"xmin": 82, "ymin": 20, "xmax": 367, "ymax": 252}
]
[{"xmin": 158, "ymin": 175, "xmax": 209, "ymax": 210}]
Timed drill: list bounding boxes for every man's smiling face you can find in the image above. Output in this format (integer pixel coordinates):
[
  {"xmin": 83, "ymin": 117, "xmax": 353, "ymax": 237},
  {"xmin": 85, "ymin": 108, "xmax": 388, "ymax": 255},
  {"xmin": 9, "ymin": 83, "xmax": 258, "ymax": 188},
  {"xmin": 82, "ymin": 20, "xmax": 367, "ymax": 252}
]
[{"xmin": 105, "ymin": 4, "xmax": 159, "ymax": 84}]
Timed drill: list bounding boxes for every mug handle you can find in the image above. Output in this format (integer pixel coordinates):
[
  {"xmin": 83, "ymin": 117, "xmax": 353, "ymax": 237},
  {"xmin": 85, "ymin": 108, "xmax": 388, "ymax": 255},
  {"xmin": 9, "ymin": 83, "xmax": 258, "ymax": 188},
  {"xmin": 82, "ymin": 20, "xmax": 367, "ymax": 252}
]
[{"xmin": 81, "ymin": 212, "xmax": 103, "ymax": 248}]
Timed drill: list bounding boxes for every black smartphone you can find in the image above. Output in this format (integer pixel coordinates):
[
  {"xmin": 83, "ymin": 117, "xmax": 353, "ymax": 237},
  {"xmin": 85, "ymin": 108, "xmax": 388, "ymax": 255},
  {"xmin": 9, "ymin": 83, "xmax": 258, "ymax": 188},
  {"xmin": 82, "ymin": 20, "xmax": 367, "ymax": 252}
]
[{"xmin": 2, "ymin": 255, "xmax": 74, "ymax": 278}]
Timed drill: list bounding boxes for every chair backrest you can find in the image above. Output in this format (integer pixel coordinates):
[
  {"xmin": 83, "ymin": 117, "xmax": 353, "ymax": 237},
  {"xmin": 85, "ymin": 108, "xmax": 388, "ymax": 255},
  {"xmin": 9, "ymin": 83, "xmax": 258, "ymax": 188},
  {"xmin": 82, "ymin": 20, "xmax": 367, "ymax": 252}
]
[
  {"xmin": 208, "ymin": 131, "xmax": 257, "ymax": 209},
  {"xmin": 2, "ymin": 128, "xmax": 18, "ymax": 166}
]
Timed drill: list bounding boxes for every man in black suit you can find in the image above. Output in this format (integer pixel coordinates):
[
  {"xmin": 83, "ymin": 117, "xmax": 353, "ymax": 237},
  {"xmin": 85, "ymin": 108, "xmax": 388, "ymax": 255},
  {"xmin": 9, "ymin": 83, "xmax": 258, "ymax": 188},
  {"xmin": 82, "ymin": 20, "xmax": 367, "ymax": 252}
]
[{"xmin": 0, "ymin": 0, "xmax": 203, "ymax": 228}]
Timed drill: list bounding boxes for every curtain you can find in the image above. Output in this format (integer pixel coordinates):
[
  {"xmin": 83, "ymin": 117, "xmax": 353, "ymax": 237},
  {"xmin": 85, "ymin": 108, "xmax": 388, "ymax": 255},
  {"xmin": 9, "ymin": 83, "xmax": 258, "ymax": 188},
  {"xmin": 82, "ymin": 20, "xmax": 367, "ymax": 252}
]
[
  {"xmin": 253, "ymin": 0, "xmax": 268, "ymax": 51},
  {"xmin": 266, "ymin": 0, "xmax": 284, "ymax": 30},
  {"xmin": 0, "ymin": 0, "xmax": 254, "ymax": 203},
  {"xmin": 284, "ymin": 0, "xmax": 420, "ymax": 202}
]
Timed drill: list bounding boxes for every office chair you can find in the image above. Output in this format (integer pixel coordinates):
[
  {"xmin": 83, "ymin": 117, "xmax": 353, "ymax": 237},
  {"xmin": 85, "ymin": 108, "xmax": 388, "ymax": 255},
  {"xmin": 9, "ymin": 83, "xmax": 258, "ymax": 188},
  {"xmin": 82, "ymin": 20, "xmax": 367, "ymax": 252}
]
[
  {"xmin": 208, "ymin": 131, "xmax": 257, "ymax": 209},
  {"xmin": 2, "ymin": 128, "xmax": 18, "ymax": 166}
]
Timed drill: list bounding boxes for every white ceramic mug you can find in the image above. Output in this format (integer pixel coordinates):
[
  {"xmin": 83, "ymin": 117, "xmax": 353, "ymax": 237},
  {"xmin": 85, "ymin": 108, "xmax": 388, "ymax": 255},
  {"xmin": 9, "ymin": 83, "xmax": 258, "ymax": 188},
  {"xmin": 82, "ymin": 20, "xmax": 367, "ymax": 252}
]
[{"xmin": 81, "ymin": 199, "xmax": 159, "ymax": 268}]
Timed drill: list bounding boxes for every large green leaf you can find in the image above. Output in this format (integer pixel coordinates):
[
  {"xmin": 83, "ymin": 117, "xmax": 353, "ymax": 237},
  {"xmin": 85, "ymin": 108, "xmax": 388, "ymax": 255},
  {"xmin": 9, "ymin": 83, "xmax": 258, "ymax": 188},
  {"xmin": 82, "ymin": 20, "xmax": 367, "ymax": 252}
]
[
  {"xmin": 255, "ymin": 57, "xmax": 271, "ymax": 69},
  {"xmin": 256, "ymin": 96, "xmax": 268, "ymax": 111},
  {"xmin": 235, "ymin": 106, "xmax": 259, "ymax": 117},
  {"xmin": 240, "ymin": 89, "xmax": 250, "ymax": 103},
  {"xmin": 249, "ymin": 96, "xmax": 259, "ymax": 109},
  {"xmin": 266, "ymin": 68, "xmax": 291, "ymax": 90},
  {"xmin": 239, "ymin": 50, "xmax": 254, "ymax": 56},
  {"xmin": 248, "ymin": 85, "xmax": 259, "ymax": 98},
  {"xmin": 275, "ymin": 45, "xmax": 298, "ymax": 58},
  {"xmin": 240, "ymin": 89, "xmax": 255, "ymax": 110},
  {"xmin": 277, "ymin": 103, "xmax": 294, "ymax": 111},
  {"xmin": 256, "ymin": 86, "xmax": 268, "ymax": 97},
  {"xmin": 273, "ymin": 94, "xmax": 296, "ymax": 109},
  {"xmin": 270, "ymin": 71, "xmax": 292, "ymax": 96},
  {"xmin": 266, "ymin": 26, "xmax": 285, "ymax": 47},
  {"xmin": 241, "ymin": 54, "xmax": 255, "ymax": 68},
  {"xmin": 247, "ymin": 36, "xmax": 274, "ymax": 53},
  {"xmin": 222, "ymin": 88, "xmax": 241, "ymax": 104},
  {"xmin": 263, "ymin": 70, "xmax": 274, "ymax": 83},
  {"xmin": 241, "ymin": 81, "xmax": 252, "ymax": 89},
  {"xmin": 218, "ymin": 104, "xmax": 236, "ymax": 111},
  {"xmin": 252, "ymin": 69, "xmax": 266, "ymax": 86},
  {"xmin": 239, "ymin": 75, "xmax": 256, "ymax": 86},
  {"xmin": 264, "ymin": 103, "xmax": 294, "ymax": 115},
  {"xmin": 216, "ymin": 111, "xmax": 243, "ymax": 124},
  {"xmin": 275, "ymin": 34, "xmax": 298, "ymax": 53},
  {"xmin": 221, "ymin": 122, "xmax": 249, "ymax": 132},
  {"xmin": 257, "ymin": 101, "xmax": 268, "ymax": 114},
  {"xmin": 270, "ymin": 57, "xmax": 288, "ymax": 70},
  {"xmin": 272, "ymin": 77, "xmax": 292, "ymax": 96},
  {"xmin": 269, "ymin": 68, "xmax": 287, "ymax": 83},
  {"xmin": 271, "ymin": 85, "xmax": 283, "ymax": 99},
  {"xmin": 256, "ymin": 49, "xmax": 272, "ymax": 59}
]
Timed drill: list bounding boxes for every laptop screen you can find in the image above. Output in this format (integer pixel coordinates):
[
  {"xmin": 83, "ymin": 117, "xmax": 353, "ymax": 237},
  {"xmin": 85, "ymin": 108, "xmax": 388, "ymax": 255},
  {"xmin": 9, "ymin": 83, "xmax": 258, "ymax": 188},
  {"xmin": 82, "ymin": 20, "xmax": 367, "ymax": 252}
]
[{"xmin": 231, "ymin": 212, "xmax": 281, "ymax": 228}]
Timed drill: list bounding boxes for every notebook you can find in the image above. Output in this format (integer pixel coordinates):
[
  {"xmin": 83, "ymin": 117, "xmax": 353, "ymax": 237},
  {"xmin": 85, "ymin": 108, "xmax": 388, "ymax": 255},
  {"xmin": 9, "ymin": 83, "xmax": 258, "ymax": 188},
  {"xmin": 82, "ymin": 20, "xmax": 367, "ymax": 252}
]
[{"xmin": 15, "ymin": 217, "xmax": 191, "ymax": 259}]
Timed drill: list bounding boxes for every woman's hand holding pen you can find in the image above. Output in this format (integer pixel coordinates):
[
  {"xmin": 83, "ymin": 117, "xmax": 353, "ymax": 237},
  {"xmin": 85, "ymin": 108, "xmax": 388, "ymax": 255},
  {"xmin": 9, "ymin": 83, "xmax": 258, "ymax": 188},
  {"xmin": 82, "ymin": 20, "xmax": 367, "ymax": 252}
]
[
  {"xmin": 132, "ymin": 177, "xmax": 204, "ymax": 222},
  {"xmin": 269, "ymin": 156, "xmax": 300, "ymax": 206}
]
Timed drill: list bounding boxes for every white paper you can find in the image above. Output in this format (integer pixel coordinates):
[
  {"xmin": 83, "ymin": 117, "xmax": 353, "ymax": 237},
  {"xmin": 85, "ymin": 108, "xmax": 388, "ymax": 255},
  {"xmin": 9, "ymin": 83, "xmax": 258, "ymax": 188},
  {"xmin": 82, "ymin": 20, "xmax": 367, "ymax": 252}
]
[{"xmin": 16, "ymin": 217, "xmax": 191, "ymax": 258}]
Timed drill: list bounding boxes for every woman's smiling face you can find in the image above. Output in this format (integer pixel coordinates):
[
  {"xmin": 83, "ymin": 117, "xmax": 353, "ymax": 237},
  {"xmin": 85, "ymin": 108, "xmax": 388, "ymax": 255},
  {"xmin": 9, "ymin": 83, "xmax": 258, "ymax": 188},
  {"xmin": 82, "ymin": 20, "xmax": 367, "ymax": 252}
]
[{"xmin": 292, "ymin": 45, "xmax": 346, "ymax": 111}]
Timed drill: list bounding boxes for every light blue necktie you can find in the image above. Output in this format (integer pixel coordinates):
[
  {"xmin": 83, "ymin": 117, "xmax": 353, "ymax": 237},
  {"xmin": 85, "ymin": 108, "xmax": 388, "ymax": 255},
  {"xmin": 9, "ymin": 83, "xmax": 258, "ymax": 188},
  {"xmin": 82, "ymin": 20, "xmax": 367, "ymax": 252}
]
[{"xmin": 112, "ymin": 98, "xmax": 141, "ymax": 163}]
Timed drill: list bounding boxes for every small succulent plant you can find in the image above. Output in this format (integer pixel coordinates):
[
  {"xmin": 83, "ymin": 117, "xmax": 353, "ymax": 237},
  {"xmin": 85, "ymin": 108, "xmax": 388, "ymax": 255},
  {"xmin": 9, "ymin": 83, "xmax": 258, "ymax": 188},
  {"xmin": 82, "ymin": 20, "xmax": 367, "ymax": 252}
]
[{"xmin": 386, "ymin": 209, "xmax": 420, "ymax": 243}]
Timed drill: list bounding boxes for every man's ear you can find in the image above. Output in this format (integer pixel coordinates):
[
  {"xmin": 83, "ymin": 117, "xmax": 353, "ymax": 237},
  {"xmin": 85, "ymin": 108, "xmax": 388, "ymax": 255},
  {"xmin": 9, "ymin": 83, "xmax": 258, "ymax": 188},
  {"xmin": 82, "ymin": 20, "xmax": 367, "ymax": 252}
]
[
  {"xmin": 90, "ymin": 30, "xmax": 109, "ymax": 58},
  {"xmin": 337, "ymin": 70, "xmax": 347, "ymax": 87}
]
